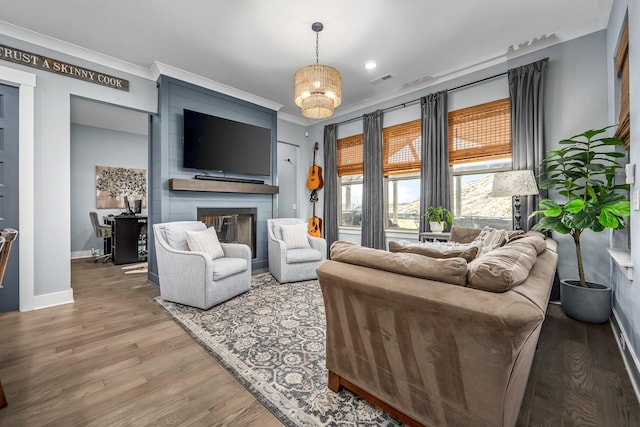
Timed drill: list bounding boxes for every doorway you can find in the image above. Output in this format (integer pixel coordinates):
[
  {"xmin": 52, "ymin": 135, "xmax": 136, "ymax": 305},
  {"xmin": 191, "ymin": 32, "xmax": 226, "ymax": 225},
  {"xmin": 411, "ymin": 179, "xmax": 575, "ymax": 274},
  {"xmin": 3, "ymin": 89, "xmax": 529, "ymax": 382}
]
[
  {"xmin": 277, "ymin": 142, "xmax": 299, "ymax": 218},
  {"xmin": 70, "ymin": 97, "xmax": 149, "ymax": 261},
  {"xmin": 0, "ymin": 84, "xmax": 20, "ymax": 312}
]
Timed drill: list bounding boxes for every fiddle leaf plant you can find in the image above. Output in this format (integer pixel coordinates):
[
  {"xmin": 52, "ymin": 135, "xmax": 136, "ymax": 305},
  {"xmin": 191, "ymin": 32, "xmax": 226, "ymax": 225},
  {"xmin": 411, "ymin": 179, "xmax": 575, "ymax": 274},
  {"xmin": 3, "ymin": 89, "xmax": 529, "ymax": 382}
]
[{"xmin": 529, "ymin": 126, "xmax": 630, "ymax": 287}]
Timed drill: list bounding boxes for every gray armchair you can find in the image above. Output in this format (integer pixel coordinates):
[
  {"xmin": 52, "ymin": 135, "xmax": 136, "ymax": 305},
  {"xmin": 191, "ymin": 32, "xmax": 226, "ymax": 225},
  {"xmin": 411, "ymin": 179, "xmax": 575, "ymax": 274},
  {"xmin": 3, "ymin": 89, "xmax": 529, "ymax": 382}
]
[
  {"xmin": 153, "ymin": 221, "xmax": 251, "ymax": 309},
  {"xmin": 267, "ymin": 218, "xmax": 326, "ymax": 283}
]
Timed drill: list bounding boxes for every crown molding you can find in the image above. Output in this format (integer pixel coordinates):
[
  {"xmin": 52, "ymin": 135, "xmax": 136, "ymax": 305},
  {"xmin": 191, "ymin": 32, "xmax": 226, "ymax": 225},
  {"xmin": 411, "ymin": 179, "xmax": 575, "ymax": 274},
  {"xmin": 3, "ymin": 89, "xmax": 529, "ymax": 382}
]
[
  {"xmin": 0, "ymin": 20, "xmax": 154, "ymax": 80},
  {"xmin": 151, "ymin": 61, "xmax": 283, "ymax": 112},
  {"xmin": 277, "ymin": 111, "xmax": 311, "ymax": 126}
]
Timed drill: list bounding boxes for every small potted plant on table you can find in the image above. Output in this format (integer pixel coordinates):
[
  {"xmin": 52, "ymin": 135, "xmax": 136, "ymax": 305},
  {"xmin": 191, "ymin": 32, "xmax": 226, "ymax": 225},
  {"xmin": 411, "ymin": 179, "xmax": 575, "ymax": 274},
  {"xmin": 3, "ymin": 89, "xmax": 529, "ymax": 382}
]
[
  {"xmin": 425, "ymin": 205, "xmax": 453, "ymax": 233},
  {"xmin": 529, "ymin": 126, "xmax": 630, "ymax": 323}
]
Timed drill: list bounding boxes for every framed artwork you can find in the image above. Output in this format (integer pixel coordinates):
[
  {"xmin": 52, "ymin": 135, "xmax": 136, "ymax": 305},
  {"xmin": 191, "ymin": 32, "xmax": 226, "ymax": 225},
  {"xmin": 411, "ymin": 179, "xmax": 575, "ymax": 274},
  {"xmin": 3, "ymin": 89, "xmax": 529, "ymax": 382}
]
[{"xmin": 96, "ymin": 165, "xmax": 147, "ymax": 209}]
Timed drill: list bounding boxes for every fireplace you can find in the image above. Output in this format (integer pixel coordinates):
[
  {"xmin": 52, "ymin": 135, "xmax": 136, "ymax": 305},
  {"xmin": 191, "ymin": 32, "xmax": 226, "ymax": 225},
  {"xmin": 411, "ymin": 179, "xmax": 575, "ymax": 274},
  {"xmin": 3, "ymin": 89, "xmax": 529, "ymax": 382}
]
[{"xmin": 197, "ymin": 207, "xmax": 257, "ymax": 258}]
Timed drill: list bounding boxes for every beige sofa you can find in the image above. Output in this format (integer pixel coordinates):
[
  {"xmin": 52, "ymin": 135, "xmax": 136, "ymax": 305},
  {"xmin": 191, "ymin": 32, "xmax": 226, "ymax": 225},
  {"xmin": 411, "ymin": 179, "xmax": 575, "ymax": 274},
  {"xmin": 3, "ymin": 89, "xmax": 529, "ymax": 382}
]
[{"xmin": 316, "ymin": 228, "xmax": 558, "ymax": 427}]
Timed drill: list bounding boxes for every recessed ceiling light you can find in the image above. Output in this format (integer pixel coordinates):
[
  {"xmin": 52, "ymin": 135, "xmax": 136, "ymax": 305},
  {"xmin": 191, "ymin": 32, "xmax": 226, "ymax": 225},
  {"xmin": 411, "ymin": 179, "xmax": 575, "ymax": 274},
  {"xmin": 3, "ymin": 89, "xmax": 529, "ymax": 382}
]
[{"xmin": 364, "ymin": 61, "xmax": 377, "ymax": 70}]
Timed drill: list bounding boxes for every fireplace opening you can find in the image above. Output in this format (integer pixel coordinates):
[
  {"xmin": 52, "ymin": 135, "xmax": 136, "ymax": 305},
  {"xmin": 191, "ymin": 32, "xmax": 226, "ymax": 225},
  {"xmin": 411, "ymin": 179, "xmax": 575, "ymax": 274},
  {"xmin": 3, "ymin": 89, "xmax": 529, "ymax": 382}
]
[{"xmin": 197, "ymin": 207, "xmax": 257, "ymax": 259}]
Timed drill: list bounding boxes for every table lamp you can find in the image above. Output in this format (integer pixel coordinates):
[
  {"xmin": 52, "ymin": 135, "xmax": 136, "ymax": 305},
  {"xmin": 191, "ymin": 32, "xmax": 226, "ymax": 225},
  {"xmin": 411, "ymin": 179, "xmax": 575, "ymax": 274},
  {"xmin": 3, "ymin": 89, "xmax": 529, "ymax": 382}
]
[{"xmin": 491, "ymin": 170, "xmax": 539, "ymax": 230}]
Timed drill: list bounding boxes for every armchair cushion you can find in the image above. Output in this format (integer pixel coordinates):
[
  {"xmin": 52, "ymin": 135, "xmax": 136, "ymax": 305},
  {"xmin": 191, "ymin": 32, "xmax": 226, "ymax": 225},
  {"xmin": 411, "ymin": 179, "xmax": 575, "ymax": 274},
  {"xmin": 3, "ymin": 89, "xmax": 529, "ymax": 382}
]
[
  {"xmin": 212, "ymin": 257, "xmax": 248, "ymax": 280},
  {"xmin": 286, "ymin": 248, "xmax": 323, "ymax": 264},
  {"xmin": 185, "ymin": 226, "xmax": 225, "ymax": 260},
  {"xmin": 280, "ymin": 223, "xmax": 311, "ymax": 249},
  {"xmin": 164, "ymin": 221, "xmax": 206, "ymax": 250}
]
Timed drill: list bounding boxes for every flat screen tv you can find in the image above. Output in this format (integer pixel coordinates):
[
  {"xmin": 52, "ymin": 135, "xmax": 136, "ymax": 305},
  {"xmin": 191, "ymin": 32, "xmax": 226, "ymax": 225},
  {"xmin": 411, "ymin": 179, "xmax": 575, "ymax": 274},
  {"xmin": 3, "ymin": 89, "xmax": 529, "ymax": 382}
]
[{"xmin": 182, "ymin": 109, "xmax": 271, "ymax": 176}]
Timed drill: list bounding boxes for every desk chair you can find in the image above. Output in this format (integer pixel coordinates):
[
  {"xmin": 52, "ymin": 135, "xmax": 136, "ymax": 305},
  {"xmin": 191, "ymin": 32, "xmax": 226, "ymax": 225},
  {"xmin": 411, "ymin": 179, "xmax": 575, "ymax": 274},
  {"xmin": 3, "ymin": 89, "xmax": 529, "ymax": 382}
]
[
  {"xmin": 0, "ymin": 228, "xmax": 18, "ymax": 409},
  {"xmin": 89, "ymin": 212, "xmax": 112, "ymax": 263}
]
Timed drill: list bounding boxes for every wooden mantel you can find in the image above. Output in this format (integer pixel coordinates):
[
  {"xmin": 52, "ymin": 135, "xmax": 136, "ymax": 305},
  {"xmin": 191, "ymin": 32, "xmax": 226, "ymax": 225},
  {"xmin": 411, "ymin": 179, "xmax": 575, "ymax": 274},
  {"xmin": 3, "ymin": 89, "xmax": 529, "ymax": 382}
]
[{"xmin": 168, "ymin": 178, "xmax": 279, "ymax": 194}]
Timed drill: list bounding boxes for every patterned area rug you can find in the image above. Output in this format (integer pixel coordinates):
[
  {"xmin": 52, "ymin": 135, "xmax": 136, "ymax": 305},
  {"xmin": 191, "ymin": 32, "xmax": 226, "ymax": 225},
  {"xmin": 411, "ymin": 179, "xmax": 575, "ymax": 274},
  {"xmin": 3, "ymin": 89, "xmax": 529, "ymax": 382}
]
[{"xmin": 155, "ymin": 272, "xmax": 402, "ymax": 426}]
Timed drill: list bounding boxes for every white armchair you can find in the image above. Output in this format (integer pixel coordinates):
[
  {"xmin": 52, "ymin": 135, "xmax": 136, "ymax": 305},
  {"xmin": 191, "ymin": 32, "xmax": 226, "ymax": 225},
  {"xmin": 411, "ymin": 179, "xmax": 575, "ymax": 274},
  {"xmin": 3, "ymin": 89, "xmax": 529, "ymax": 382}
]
[
  {"xmin": 267, "ymin": 218, "xmax": 326, "ymax": 283},
  {"xmin": 153, "ymin": 221, "xmax": 251, "ymax": 309}
]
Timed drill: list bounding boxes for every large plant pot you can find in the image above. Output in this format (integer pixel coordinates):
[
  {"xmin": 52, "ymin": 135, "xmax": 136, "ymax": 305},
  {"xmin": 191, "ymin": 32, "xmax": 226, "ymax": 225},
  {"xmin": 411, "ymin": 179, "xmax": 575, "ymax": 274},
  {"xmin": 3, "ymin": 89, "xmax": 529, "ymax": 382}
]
[
  {"xmin": 429, "ymin": 221, "xmax": 444, "ymax": 232},
  {"xmin": 560, "ymin": 279, "xmax": 612, "ymax": 324}
]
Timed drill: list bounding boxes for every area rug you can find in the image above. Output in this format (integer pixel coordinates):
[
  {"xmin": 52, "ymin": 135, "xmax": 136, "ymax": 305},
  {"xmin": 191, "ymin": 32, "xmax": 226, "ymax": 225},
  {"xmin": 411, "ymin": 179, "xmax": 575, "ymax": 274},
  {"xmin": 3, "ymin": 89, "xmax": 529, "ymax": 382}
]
[{"xmin": 155, "ymin": 273, "xmax": 402, "ymax": 426}]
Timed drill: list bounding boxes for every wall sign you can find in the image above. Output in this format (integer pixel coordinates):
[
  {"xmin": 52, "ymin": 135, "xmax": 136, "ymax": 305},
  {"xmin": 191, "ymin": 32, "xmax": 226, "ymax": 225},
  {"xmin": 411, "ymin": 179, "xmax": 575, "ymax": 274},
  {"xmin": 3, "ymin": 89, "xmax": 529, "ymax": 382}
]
[{"xmin": 0, "ymin": 44, "xmax": 129, "ymax": 91}]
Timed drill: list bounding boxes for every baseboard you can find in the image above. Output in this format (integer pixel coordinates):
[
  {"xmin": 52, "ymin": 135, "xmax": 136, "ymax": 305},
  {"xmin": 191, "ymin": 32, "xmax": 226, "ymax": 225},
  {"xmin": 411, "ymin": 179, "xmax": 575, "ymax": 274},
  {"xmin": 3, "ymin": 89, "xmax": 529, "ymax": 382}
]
[
  {"xmin": 71, "ymin": 250, "xmax": 96, "ymax": 259},
  {"xmin": 611, "ymin": 308, "xmax": 640, "ymax": 404},
  {"xmin": 32, "ymin": 289, "xmax": 74, "ymax": 310}
]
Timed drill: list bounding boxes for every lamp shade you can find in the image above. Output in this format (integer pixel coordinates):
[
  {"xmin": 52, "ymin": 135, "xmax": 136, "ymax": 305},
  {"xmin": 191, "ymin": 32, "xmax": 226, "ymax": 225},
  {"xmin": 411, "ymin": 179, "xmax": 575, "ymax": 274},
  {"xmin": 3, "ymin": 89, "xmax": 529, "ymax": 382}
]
[
  {"xmin": 294, "ymin": 64, "xmax": 342, "ymax": 119},
  {"xmin": 491, "ymin": 170, "xmax": 539, "ymax": 197}
]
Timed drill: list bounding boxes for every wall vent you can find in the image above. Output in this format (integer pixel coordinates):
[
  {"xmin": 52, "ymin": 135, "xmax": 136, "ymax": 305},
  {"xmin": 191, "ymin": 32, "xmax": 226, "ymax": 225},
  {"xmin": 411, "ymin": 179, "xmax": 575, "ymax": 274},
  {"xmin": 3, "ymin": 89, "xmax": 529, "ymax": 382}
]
[{"xmin": 370, "ymin": 73, "xmax": 394, "ymax": 85}]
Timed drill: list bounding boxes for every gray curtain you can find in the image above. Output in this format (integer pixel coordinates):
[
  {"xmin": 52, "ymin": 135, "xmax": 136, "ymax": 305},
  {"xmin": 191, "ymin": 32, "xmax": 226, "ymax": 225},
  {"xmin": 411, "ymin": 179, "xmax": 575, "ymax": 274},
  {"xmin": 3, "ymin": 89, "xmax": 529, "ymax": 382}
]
[
  {"xmin": 361, "ymin": 110, "xmax": 385, "ymax": 249},
  {"xmin": 509, "ymin": 58, "xmax": 548, "ymax": 231},
  {"xmin": 323, "ymin": 124, "xmax": 338, "ymax": 257},
  {"xmin": 419, "ymin": 90, "xmax": 450, "ymax": 233}
]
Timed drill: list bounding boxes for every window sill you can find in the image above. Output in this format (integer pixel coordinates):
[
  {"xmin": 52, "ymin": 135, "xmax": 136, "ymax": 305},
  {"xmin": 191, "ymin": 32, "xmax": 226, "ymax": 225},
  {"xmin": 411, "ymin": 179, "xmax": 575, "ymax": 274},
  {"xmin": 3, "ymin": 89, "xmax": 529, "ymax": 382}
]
[{"xmin": 608, "ymin": 248, "xmax": 633, "ymax": 281}]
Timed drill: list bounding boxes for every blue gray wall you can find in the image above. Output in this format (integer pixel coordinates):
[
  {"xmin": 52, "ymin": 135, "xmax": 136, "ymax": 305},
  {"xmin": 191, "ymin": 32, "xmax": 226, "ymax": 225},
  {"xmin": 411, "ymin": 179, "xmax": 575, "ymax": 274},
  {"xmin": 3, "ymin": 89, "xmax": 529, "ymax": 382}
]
[
  {"xmin": 607, "ymin": 0, "xmax": 640, "ymax": 370},
  {"xmin": 70, "ymin": 123, "xmax": 148, "ymax": 257},
  {"xmin": 148, "ymin": 77, "xmax": 278, "ymax": 283},
  {"xmin": 307, "ymin": 30, "xmax": 611, "ymax": 285}
]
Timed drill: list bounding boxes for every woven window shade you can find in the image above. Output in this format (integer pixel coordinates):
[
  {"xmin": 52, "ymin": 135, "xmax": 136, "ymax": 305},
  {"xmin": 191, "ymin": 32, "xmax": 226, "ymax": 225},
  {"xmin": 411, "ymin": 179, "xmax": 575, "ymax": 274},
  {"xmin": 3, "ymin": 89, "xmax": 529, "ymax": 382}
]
[
  {"xmin": 614, "ymin": 17, "xmax": 630, "ymax": 149},
  {"xmin": 449, "ymin": 98, "xmax": 511, "ymax": 165},
  {"xmin": 337, "ymin": 134, "xmax": 363, "ymax": 176},
  {"xmin": 383, "ymin": 119, "xmax": 421, "ymax": 176}
]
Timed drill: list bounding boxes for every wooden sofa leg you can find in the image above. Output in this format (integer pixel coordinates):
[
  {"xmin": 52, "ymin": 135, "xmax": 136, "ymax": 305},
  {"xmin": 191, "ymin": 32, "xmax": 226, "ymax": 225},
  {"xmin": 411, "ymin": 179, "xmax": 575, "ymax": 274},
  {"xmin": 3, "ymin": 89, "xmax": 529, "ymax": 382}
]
[
  {"xmin": 328, "ymin": 370, "xmax": 342, "ymax": 392},
  {"xmin": 327, "ymin": 369, "xmax": 424, "ymax": 427}
]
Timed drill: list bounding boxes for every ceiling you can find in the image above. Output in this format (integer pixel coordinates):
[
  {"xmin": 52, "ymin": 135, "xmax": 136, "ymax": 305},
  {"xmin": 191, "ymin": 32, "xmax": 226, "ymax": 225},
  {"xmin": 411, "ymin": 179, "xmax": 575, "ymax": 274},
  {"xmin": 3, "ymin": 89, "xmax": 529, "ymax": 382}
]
[{"xmin": 1, "ymin": 0, "xmax": 613, "ymax": 124}]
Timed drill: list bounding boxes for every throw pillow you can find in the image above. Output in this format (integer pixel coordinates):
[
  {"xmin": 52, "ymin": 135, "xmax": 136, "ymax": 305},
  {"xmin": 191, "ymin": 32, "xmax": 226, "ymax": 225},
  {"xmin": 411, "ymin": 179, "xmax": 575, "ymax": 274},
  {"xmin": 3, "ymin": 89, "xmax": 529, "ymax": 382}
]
[
  {"xmin": 185, "ymin": 226, "xmax": 225, "ymax": 260},
  {"xmin": 474, "ymin": 226, "xmax": 508, "ymax": 256},
  {"xmin": 466, "ymin": 240, "xmax": 538, "ymax": 292},
  {"xmin": 280, "ymin": 223, "xmax": 311, "ymax": 249},
  {"xmin": 388, "ymin": 240, "xmax": 479, "ymax": 262}
]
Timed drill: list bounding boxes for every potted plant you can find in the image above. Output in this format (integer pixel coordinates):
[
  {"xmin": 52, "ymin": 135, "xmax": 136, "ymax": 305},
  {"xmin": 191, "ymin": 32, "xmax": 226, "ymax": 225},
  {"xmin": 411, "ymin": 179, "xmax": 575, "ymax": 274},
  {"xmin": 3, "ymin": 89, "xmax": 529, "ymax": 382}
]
[
  {"xmin": 529, "ymin": 126, "xmax": 630, "ymax": 323},
  {"xmin": 425, "ymin": 205, "xmax": 453, "ymax": 232}
]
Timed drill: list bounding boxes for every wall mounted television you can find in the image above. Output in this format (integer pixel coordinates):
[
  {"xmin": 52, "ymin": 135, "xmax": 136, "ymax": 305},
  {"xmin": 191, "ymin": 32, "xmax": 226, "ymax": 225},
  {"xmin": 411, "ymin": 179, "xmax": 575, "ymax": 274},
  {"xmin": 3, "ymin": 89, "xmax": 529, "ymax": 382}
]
[{"xmin": 182, "ymin": 109, "xmax": 271, "ymax": 176}]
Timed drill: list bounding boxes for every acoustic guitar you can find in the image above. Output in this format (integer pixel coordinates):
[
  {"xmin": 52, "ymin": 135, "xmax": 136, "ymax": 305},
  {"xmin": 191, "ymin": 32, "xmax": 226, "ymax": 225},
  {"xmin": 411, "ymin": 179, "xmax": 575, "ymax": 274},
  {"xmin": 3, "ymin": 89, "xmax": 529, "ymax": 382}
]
[
  {"xmin": 308, "ymin": 190, "xmax": 322, "ymax": 237},
  {"xmin": 306, "ymin": 142, "xmax": 324, "ymax": 190}
]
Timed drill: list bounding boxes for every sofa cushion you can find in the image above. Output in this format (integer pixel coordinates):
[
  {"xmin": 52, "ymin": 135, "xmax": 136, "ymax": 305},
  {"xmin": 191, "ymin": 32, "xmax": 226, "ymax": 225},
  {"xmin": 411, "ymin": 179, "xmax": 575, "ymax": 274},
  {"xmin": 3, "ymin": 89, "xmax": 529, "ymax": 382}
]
[
  {"xmin": 164, "ymin": 221, "xmax": 206, "ymax": 251},
  {"xmin": 388, "ymin": 240, "xmax": 479, "ymax": 262},
  {"xmin": 449, "ymin": 226, "xmax": 483, "ymax": 243},
  {"xmin": 505, "ymin": 233, "xmax": 546, "ymax": 255},
  {"xmin": 331, "ymin": 241, "xmax": 468, "ymax": 286},
  {"xmin": 280, "ymin": 223, "xmax": 311, "ymax": 249},
  {"xmin": 286, "ymin": 247, "xmax": 323, "ymax": 264},
  {"xmin": 467, "ymin": 240, "xmax": 538, "ymax": 292},
  {"xmin": 212, "ymin": 257, "xmax": 248, "ymax": 280},
  {"xmin": 185, "ymin": 226, "xmax": 225, "ymax": 260}
]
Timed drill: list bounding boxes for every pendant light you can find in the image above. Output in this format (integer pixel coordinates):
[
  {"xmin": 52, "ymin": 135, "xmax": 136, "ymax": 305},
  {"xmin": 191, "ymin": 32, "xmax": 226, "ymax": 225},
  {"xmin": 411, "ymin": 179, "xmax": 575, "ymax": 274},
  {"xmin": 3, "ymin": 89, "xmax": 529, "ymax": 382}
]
[{"xmin": 294, "ymin": 22, "xmax": 342, "ymax": 119}]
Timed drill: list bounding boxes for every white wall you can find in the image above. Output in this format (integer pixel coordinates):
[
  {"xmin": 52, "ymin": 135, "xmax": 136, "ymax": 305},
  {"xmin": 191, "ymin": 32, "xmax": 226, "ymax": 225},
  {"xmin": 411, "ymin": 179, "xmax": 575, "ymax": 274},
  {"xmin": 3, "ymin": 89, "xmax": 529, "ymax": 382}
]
[
  {"xmin": 70, "ymin": 123, "xmax": 148, "ymax": 258},
  {"xmin": 0, "ymin": 33, "xmax": 157, "ymax": 310}
]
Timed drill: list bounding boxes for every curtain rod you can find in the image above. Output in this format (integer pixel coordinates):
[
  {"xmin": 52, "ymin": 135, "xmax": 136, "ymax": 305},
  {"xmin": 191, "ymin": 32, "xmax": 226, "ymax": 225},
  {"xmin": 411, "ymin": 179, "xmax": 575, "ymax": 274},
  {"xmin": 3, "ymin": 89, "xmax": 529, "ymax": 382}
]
[{"xmin": 333, "ymin": 70, "xmax": 508, "ymax": 127}]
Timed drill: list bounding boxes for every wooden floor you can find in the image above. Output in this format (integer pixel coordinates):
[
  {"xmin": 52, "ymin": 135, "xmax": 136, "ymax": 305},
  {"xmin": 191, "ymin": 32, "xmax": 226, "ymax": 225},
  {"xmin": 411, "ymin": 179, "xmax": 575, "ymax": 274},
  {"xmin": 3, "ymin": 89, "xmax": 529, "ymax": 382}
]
[{"xmin": 0, "ymin": 260, "xmax": 638, "ymax": 426}]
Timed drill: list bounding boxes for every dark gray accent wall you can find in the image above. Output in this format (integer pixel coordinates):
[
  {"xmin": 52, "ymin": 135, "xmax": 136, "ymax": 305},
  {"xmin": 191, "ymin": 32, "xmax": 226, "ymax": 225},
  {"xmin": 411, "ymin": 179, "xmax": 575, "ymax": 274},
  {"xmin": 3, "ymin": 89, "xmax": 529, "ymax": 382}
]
[{"xmin": 148, "ymin": 77, "xmax": 278, "ymax": 284}]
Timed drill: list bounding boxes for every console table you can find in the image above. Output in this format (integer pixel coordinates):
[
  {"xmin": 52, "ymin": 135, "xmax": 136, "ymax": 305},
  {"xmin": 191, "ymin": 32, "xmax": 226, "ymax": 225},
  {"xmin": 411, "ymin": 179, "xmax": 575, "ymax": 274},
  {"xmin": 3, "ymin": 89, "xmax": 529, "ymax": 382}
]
[
  {"xmin": 104, "ymin": 215, "xmax": 147, "ymax": 265},
  {"xmin": 418, "ymin": 231, "xmax": 451, "ymax": 242}
]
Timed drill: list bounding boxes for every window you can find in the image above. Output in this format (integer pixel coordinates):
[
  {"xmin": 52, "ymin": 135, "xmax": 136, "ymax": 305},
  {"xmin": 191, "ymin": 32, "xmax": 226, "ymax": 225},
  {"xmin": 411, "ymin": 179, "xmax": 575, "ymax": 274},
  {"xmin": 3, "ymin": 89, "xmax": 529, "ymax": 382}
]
[
  {"xmin": 449, "ymin": 99, "xmax": 513, "ymax": 229},
  {"xmin": 614, "ymin": 16, "xmax": 629, "ymax": 149},
  {"xmin": 383, "ymin": 119, "xmax": 421, "ymax": 230},
  {"xmin": 337, "ymin": 134, "xmax": 363, "ymax": 227}
]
